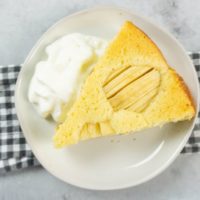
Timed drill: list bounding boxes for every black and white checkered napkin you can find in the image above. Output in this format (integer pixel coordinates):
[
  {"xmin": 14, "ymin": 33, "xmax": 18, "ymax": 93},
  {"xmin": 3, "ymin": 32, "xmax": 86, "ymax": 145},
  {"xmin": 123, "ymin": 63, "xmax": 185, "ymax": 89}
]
[
  {"xmin": 0, "ymin": 65, "xmax": 39, "ymax": 173},
  {"xmin": 0, "ymin": 53, "xmax": 200, "ymax": 173}
]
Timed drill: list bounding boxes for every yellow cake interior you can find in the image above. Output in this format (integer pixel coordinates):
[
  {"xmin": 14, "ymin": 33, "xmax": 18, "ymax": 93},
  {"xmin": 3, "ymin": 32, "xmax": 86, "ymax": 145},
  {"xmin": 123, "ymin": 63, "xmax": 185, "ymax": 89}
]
[{"xmin": 53, "ymin": 21, "xmax": 195, "ymax": 147}]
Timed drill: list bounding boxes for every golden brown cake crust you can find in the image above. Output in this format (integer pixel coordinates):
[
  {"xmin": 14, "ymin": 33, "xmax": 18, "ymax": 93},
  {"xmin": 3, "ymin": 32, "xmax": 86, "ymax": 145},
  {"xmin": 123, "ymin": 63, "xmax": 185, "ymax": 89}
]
[{"xmin": 174, "ymin": 69, "xmax": 196, "ymax": 109}]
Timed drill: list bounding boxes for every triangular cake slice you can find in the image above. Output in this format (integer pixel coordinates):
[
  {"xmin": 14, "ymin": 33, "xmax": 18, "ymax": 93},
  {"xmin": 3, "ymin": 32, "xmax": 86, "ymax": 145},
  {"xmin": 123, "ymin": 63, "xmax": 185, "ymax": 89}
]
[{"xmin": 54, "ymin": 21, "xmax": 195, "ymax": 147}]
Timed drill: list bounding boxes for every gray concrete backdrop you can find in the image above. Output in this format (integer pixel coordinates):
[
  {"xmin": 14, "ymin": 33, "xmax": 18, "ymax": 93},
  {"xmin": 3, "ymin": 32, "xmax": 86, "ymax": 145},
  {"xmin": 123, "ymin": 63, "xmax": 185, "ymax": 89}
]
[{"xmin": 0, "ymin": 0, "xmax": 200, "ymax": 199}]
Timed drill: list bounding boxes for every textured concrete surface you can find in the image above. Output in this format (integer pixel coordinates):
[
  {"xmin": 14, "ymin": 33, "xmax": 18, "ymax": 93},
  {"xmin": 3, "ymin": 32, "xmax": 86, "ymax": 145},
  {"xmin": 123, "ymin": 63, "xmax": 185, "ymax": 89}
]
[{"xmin": 0, "ymin": 0, "xmax": 200, "ymax": 199}]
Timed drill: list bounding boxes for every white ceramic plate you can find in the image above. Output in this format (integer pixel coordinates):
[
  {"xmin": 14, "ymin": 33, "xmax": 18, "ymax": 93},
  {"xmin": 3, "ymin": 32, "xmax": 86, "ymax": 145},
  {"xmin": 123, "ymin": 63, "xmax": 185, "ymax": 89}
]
[{"xmin": 15, "ymin": 6, "xmax": 199, "ymax": 190}]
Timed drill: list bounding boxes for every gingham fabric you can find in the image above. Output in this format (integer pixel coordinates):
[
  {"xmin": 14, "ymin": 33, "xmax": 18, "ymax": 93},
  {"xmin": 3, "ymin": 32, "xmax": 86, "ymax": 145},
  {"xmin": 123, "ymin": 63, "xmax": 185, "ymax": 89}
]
[
  {"xmin": 0, "ymin": 53, "xmax": 199, "ymax": 172},
  {"xmin": 0, "ymin": 65, "xmax": 39, "ymax": 173}
]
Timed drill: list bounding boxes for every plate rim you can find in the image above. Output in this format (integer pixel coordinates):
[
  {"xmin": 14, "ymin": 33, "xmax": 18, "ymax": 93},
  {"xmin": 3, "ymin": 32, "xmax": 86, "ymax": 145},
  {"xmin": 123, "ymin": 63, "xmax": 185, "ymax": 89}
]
[{"xmin": 15, "ymin": 5, "xmax": 199, "ymax": 190}]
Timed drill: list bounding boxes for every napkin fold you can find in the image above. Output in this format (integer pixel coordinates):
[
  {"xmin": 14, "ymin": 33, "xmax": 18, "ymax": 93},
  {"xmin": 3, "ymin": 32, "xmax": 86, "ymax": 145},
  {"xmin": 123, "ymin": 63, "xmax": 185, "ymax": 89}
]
[{"xmin": 0, "ymin": 53, "xmax": 199, "ymax": 172}]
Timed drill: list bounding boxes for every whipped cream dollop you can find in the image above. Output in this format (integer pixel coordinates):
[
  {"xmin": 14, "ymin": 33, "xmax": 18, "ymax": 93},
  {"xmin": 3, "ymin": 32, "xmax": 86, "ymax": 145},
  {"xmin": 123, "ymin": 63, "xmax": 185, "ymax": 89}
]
[{"xmin": 28, "ymin": 33, "xmax": 108, "ymax": 121}]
